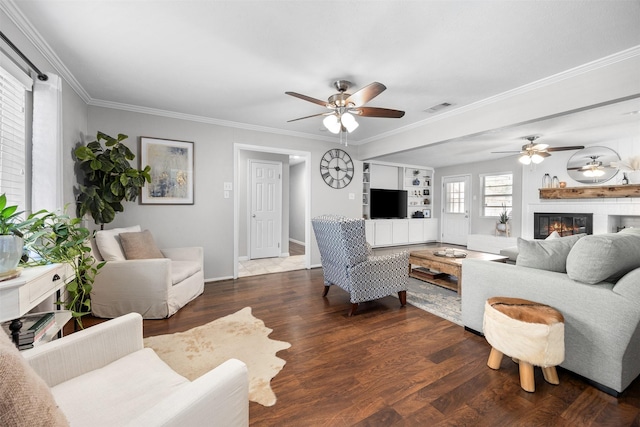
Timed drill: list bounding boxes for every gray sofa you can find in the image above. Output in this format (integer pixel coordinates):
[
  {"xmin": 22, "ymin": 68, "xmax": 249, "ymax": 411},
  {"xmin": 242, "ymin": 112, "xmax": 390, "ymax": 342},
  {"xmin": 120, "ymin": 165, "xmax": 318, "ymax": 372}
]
[{"xmin": 461, "ymin": 229, "xmax": 640, "ymax": 395}]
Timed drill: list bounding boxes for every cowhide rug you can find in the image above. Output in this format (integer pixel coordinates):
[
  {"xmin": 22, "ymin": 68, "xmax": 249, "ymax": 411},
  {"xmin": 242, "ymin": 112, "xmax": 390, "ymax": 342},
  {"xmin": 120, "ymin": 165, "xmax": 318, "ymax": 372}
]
[{"xmin": 143, "ymin": 307, "xmax": 291, "ymax": 406}]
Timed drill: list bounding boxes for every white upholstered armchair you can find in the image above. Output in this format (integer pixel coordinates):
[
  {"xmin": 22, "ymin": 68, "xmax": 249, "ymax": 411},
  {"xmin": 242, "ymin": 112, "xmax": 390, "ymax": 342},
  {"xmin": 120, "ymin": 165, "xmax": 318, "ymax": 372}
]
[
  {"xmin": 90, "ymin": 226, "xmax": 205, "ymax": 319},
  {"xmin": 311, "ymin": 215, "xmax": 409, "ymax": 316},
  {"xmin": 9, "ymin": 313, "xmax": 249, "ymax": 426}
]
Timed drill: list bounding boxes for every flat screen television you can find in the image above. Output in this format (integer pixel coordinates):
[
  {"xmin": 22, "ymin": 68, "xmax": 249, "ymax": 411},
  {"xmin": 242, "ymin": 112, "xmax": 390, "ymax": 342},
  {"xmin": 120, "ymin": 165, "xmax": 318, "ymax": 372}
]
[{"xmin": 370, "ymin": 188, "xmax": 408, "ymax": 219}]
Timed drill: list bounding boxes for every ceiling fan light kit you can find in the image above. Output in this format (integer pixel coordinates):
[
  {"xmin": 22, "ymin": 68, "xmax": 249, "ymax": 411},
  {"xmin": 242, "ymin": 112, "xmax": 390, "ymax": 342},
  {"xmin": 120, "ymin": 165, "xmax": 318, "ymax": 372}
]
[
  {"xmin": 286, "ymin": 80, "xmax": 404, "ymax": 143},
  {"xmin": 495, "ymin": 135, "xmax": 584, "ymax": 166}
]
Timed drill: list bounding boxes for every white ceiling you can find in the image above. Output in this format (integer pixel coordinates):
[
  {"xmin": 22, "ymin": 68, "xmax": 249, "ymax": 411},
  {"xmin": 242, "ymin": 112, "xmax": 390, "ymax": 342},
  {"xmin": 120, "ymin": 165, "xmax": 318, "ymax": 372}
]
[{"xmin": 5, "ymin": 0, "xmax": 640, "ymax": 168}]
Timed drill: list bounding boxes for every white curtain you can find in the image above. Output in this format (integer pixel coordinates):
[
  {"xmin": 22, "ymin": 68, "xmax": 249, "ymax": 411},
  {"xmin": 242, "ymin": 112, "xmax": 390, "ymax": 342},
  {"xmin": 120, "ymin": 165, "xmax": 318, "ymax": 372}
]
[{"xmin": 32, "ymin": 73, "xmax": 63, "ymax": 212}]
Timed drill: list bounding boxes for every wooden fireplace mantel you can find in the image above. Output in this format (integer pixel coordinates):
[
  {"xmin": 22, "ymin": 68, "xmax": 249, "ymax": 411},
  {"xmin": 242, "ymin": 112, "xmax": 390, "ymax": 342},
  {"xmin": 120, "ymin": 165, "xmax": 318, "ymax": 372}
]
[{"xmin": 539, "ymin": 184, "xmax": 640, "ymax": 199}]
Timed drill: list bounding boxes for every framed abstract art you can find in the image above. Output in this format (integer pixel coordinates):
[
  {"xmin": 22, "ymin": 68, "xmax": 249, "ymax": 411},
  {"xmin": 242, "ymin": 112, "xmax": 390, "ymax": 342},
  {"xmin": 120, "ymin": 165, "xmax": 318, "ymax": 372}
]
[{"xmin": 140, "ymin": 137, "xmax": 194, "ymax": 204}]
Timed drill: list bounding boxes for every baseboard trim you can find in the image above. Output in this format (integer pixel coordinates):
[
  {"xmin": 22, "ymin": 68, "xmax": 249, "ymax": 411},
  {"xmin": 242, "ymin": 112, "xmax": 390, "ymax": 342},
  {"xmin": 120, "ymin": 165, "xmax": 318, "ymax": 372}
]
[
  {"xmin": 238, "ymin": 256, "xmax": 249, "ymax": 262},
  {"xmin": 205, "ymin": 276, "xmax": 233, "ymax": 283},
  {"xmin": 289, "ymin": 238, "xmax": 306, "ymax": 246}
]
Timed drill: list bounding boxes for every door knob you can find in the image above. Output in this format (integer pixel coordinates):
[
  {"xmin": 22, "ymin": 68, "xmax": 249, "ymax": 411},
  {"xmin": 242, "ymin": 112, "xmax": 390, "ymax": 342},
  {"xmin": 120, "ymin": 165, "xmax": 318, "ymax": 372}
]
[{"xmin": 252, "ymin": 214, "xmax": 256, "ymax": 218}]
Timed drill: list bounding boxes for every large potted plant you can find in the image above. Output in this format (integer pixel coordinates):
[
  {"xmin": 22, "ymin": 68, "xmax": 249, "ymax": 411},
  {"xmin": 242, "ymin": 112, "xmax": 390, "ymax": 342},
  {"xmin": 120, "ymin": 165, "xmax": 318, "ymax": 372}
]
[
  {"xmin": 0, "ymin": 194, "xmax": 29, "ymax": 275},
  {"xmin": 75, "ymin": 132, "xmax": 151, "ymax": 227},
  {"xmin": 22, "ymin": 208, "xmax": 104, "ymax": 327}
]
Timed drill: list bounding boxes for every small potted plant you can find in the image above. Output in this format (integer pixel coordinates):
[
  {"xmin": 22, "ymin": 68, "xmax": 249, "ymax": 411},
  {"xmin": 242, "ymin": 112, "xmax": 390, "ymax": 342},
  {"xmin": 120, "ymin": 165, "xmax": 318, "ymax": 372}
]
[
  {"xmin": 0, "ymin": 194, "xmax": 29, "ymax": 275},
  {"xmin": 497, "ymin": 203, "xmax": 510, "ymax": 232}
]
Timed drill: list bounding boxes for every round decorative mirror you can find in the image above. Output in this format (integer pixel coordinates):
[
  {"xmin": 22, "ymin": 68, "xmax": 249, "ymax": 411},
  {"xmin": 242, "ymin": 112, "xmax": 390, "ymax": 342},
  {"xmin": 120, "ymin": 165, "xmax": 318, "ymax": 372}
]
[{"xmin": 567, "ymin": 146, "xmax": 620, "ymax": 184}]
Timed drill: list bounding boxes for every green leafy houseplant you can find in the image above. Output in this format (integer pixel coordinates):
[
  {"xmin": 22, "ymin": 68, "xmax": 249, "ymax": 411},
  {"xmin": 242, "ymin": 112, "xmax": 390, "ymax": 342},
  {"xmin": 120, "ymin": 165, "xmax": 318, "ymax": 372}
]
[
  {"xmin": 75, "ymin": 132, "xmax": 151, "ymax": 227},
  {"xmin": 22, "ymin": 209, "xmax": 104, "ymax": 328}
]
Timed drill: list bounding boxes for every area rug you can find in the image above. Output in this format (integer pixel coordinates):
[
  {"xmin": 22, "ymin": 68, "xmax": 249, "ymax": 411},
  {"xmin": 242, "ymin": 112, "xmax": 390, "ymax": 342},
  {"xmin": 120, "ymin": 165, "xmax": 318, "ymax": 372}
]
[
  {"xmin": 406, "ymin": 277, "xmax": 462, "ymax": 326},
  {"xmin": 143, "ymin": 307, "xmax": 291, "ymax": 407}
]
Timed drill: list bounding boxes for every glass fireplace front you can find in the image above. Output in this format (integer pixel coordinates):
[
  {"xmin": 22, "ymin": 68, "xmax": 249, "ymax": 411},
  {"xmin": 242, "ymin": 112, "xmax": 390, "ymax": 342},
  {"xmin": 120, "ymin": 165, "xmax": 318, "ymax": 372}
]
[{"xmin": 533, "ymin": 212, "xmax": 593, "ymax": 239}]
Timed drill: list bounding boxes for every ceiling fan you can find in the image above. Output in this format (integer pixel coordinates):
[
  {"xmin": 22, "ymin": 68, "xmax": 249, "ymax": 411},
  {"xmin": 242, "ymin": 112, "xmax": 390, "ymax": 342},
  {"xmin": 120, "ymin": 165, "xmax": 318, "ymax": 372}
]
[
  {"xmin": 567, "ymin": 155, "xmax": 614, "ymax": 177},
  {"xmin": 285, "ymin": 80, "xmax": 405, "ymax": 135},
  {"xmin": 492, "ymin": 136, "xmax": 584, "ymax": 165}
]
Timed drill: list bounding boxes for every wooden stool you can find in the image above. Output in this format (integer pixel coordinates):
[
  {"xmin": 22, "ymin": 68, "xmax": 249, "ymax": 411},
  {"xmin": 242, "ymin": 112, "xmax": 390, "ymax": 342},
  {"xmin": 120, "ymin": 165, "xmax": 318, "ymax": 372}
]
[{"xmin": 483, "ymin": 297, "xmax": 565, "ymax": 392}]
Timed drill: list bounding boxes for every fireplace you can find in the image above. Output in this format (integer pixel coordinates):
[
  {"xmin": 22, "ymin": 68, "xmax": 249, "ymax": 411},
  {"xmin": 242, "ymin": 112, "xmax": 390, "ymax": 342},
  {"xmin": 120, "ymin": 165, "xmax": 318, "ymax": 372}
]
[{"xmin": 533, "ymin": 212, "xmax": 593, "ymax": 239}]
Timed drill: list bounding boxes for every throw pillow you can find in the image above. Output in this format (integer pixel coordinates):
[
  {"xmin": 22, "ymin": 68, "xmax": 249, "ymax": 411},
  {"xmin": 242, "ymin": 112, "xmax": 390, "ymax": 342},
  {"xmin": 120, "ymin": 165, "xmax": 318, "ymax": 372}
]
[
  {"xmin": 119, "ymin": 230, "xmax": 165, "ymax": 260},
  {"xmin": 0, "ymin": 331, "xmax": 69, "ymax": 426},
  {"xmin": 95, "ymin": 225, "xmax": 142, "ymax": 261},
  {"xmin": 618, "ymin": 227, "xmax": 640, "ymax": 236},
  {"xmin": 566, "ymin": 233, "xmax": 640, "ymax": 284},
  {"xmin": 545, "ymin": 231, "xmax": 560, "ymax": 240},
  {"xmin": 515, "ymin": 234, "xmax": 585, "ymax": 273}
]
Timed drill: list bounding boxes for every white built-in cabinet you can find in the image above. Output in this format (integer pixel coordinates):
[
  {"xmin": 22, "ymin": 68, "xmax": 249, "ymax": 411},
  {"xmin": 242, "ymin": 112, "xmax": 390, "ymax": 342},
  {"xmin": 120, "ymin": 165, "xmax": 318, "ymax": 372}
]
[
  {"xmin": 362, "ymin": 161, "xmax": 437, "ymax": 247},
  {"xmin": 366, "ymin": 218, "xmax": 438, "ymax": 247}
]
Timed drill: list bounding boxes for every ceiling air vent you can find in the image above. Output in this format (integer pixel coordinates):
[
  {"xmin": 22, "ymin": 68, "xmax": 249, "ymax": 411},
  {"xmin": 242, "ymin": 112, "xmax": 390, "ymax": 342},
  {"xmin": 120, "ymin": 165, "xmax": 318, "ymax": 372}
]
[{"xmin": 424, "ymin": 102, "xmax": 453, "ymax": 113}]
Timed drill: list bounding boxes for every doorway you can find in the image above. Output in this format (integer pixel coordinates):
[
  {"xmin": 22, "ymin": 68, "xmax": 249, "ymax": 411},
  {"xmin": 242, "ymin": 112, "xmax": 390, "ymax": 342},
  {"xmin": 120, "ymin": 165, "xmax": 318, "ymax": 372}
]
[
  {"xmin": 441, "ymin": 174, "xmax": 471, "ymax": 245},
  {"xmin": 233, "ymin": 144, "xmax": 311, "ymax": 278}
]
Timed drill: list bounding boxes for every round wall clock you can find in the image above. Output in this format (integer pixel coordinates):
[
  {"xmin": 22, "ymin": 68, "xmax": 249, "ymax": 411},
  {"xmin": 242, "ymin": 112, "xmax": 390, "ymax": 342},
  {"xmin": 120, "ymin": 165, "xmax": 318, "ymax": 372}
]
[{"xmin": 320, "ymin": 149, "xmax": 354, "ymax": 189}]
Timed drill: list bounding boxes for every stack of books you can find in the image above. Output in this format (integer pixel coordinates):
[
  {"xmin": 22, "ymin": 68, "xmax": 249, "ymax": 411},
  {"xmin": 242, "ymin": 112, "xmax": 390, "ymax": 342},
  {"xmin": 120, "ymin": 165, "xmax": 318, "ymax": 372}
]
[{"xmin": 2, "ymin": 312, "xmax": 56, "ymax": 350}]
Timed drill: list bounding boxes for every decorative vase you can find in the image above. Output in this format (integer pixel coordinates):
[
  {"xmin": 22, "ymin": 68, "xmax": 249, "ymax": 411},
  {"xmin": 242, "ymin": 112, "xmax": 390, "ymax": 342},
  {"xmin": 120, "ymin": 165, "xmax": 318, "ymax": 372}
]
[
  {"xmin": 497, "ymin": 223, "xmax": 507, "ymax": 232},
  {"xmin": 412, "ymin": 178, "xmax": 420, "ymax": 185},
  {"xmin": 0, "ymin": 235, "xmax": 23, "ymax": 275},
  {"xmin": 542, "ymin": 173, "xmax": 551, "ymax": 188},
  {"xmin": 627, "ymin": 170, "xmax": 640, "ymax": 184}
]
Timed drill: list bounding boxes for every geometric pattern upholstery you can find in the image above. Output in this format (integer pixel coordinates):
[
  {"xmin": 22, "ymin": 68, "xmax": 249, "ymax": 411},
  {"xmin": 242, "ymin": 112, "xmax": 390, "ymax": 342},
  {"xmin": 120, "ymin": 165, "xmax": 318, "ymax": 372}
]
[{"xmin": 312, "ymin": 215, "xmax": 409, "ymax": 305}]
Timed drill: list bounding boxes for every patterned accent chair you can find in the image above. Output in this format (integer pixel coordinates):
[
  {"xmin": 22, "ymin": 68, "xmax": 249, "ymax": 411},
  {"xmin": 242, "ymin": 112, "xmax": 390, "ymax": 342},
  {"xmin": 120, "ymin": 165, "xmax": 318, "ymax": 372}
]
[{"xmin": 312, "ymin": 215, "xmax": 409, "ymax": 316}]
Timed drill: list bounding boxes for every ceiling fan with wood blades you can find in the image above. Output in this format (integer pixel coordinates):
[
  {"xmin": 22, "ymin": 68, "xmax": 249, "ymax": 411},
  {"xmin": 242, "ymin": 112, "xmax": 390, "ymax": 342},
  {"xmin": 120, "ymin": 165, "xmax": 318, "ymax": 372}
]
[
  {"xmin": 492, "ymin": 136, "xmax": 584, "ymax": 165},
  {"xmin": 285, "ymin": 80, "xmax": 405, "ymax": 134}
]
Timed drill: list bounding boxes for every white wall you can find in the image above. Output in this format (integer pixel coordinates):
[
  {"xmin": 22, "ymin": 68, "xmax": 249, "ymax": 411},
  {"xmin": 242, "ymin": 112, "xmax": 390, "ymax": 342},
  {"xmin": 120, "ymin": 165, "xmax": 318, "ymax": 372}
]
[
  {"xmin": 370, "ymin": 163, "xmax": 400, "ymax": 189},
  {"xmin": 435, "ymin": 157, "xmax": 524, "ymax": 237},
  {"xmin": 87, "ymin": 106, "xmax": 362, "ymax": 279},
  {"xmin": 289, "ymin": 162, "xmax": 306, "ymax": 244}
]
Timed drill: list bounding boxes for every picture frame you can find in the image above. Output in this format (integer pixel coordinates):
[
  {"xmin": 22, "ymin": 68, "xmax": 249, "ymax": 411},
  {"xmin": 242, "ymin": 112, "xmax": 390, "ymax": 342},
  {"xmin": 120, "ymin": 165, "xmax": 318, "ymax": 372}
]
[
  {"xmin": 140, "ymin": 137, "xmax": 194, "ymax": 205},
  {"xmin": 423, "ymin": 208, "xmax": 431, "ymax": 218}
]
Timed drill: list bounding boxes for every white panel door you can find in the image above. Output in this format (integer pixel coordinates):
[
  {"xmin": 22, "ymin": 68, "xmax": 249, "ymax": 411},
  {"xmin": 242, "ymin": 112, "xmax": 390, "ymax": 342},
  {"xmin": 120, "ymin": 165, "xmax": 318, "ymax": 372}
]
[
  {"xmin": 441, "ymin": 175, "xmax": 471, "ymax": 246},
  {"xmin": 250, "ymin": 161, "xmax": 281, "ymax": 259}
]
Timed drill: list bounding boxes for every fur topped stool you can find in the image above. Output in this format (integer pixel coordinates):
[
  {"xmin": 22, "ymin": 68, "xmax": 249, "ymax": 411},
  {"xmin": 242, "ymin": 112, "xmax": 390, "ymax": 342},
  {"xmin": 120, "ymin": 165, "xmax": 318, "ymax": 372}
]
[{"xmin": 483, "ymin": 297, "xmax": 565, "ymax": 392}]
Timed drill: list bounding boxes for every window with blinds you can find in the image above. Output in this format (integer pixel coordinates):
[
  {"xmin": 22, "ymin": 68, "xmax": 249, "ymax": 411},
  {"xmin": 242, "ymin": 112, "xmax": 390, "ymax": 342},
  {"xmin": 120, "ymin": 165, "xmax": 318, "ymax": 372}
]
[
  {"xmin": 481, "ymin": 173, "xmax": 513, "ymax": 217},
  {"xmin": 0, "ymin": 65, "xmax": 27, "ymax": 209}
]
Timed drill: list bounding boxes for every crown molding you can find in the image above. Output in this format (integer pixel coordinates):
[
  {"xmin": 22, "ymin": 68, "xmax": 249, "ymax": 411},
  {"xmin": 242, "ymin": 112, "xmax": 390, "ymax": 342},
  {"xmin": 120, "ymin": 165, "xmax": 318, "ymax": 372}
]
[
  {"xmin": 1, "ymin": 0, "xmax": 91, "ymax": 102},
  {"xmin": 358, "ymin": 45, "xmax": 640, "ymax": 145},
  {"xmin": 88, "ymin": 99, "xmax": 338, "ymax": 143}
]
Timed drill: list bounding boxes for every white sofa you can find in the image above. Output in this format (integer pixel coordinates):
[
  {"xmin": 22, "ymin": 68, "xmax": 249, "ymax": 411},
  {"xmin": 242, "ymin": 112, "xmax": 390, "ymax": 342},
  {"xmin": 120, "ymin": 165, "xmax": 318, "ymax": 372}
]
[
  {"xmin": 90, "ymin": 226, "xmax": 205, "ymax": 319},
  {"xmin": 0, "ymin": 313, "xmax": 249, "ymax": 426}
]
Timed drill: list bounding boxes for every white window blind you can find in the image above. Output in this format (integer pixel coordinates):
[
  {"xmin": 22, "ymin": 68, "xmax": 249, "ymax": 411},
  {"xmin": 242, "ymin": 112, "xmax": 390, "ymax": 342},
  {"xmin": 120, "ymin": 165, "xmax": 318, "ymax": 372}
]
[
  {"xmin": 482, "ymin": 173, "xmax": 513, "ymax": 217},
  {"xmin": 0, "ymin": 65, "xmax": 28, "ymax": 209}
]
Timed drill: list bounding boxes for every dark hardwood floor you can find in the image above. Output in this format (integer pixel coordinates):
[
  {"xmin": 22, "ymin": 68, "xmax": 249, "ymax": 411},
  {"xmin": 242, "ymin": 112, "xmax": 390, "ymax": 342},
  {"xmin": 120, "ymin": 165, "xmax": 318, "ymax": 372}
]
[
  {"xmin": 70, "ymin": 268, "xmax": 640, "ymax": 426},
  {"xmin": 289, "ymin": 241, "xmax": 305, "ymax": 256}
]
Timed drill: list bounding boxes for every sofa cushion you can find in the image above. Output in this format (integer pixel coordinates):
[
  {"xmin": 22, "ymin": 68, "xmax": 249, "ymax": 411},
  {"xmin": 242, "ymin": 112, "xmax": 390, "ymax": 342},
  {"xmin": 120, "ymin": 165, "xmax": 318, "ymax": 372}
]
[
  {"xmin": 566, "ymin": 233, "xmax": 640, "ymax": 285},
  {"xmin": 171, "ymin": 261, "xmax": 202, "ymax": 285},
  {"xmin": 119, "ymin": 230, "xmax": 165, "ymax": 260},
  {"xmin": 0, "ymin": 330, "xmax": 68, "ymax": 426},
  {"xmin": 619, "ymin": 227, "xmax": 640, "ymax": 236},
  {"xmin": 95, "ymin": 225, "xmax": 141, "ymax": 261},
  {"xmin": 51, "ymin": 348, "xmax": 188, "ymax": 426},
  {"xmin": 516, "ymin": 234, "xmax": 585, "ymax": 273}
]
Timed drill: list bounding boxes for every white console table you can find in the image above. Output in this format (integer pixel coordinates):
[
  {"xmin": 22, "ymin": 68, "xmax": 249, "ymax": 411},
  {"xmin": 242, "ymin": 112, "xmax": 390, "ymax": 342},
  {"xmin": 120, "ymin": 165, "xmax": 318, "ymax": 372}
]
[{"xmin": 0, "ymin": 264, "xmax": 74, "ymax": 346}]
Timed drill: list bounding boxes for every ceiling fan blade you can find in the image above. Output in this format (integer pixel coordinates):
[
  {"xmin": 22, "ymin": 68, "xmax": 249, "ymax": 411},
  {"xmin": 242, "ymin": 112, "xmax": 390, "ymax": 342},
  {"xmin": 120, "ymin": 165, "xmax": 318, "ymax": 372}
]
[
  {"xmin": 353, "ymin": 106, "xmax": 405, "ymax": 118},
  {"xmin": 287, "ymin": 112, "xmax": 332, "ymax": 122},
  {"xmin": 547, "ymin": 145, "xmax": 585, "ymax": 152},
  {"xmin": 531, "ymin": 143, "xmax": 549, "ymax": 151},
  {"xmin": 345, "ymin": 82, "xmax": 386, "ymax": 107},
  {"xmin": 285, "ymin": 92, "xmax": 331, "ymax": 108}
]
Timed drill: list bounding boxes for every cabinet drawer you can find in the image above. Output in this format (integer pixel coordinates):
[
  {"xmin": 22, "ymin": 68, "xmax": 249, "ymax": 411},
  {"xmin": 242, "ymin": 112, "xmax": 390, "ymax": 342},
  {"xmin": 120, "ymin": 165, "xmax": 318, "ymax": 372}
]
[{"xmin": 29, "ymin": 266, "xmax": 66, "ymax": 304}]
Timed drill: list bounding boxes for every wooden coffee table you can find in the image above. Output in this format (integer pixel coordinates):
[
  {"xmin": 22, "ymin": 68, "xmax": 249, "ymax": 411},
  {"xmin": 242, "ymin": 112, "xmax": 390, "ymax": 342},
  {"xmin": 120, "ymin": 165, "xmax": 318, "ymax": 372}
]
[{"xmin": 409, "ymin": 247, "xmax": 508, "ymax": 294}]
